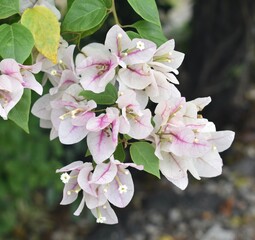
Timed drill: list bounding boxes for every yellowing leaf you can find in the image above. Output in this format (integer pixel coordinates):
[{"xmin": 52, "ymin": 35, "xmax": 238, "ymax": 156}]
[{"xmin": 21, "ymin": 6, "xmax": 60, "ymax": 64}]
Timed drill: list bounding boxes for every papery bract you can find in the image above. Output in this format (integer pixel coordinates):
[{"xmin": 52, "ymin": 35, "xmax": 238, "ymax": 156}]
[
  {"xmin": 90, "ymin": 162, "xmax": 118, "ymax": 185},
  {"xmin": 83, "ymin": 186, "xmax": 108, "ymax": 210},
  {"xmin": 146, "ymin": 70, "xmax": 181, "ymax": 103},
  {"xmin": 104, "ymin": 166, "xmax": 134, "ymax": 208},
  {"xmin": 55, "ymin": 84, "xmax": 97, "ymax": 144},
  {"xmin": 91, "ymin": 201, "xmax": 118, "ymax": 224},
  {"xmin": 56, "ymin": 161, "xmax": 90, "ymax": 205},
  {"xmin": 118, "ymin": 64, "xmax": 153, "ymax": 90},
  {"xmin": 50, "ymin": 69, "xmax": 78, "ymax": 95},
  {"xmin": 0, "ymin": 58, "xmax": 43, "ymax": 120},
  {"xmin": 86, "ymin": 107, "xmax": 120, "ymax": 163},
  {"xmin": 37, "ymin": 42, "xmax": 76, "ymax": 87},
  {"xmin": 152, "ymin": 39, "xmax": 185, "ymax": 70},
  {"xmin": 0, "ymin": 75, "xmax": 23, "ymax": 119},
  {"xmin": 159, "ymin": 152, "xmax": 189, "ymax": 190},
  {"xmin": 117, "ymin": 89, "xmax": 153, "ymax": 139},
  {"xmin": 105, "ymin": 25, "xmax": 156, "ymax": 67},
  {"xmin": 76, "ymin": 43, "xmax": 118, "ymax": 93}
]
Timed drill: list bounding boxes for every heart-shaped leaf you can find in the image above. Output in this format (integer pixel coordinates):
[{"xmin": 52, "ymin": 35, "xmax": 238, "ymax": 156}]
[
  {"xmin": 0, "ymin": 23, "xmax": 34, "ymax": 63},
  {"xmin": 130, "ymin": 142, "xmax": 160, "ymax": 178},
  {"xmin": 133, "ymin": 20, "xmax": 167, "ymax": 47},
  {"xmin": 62, "ymin": 0, "xmax": 107, "ymax": 32},
  {"xmin": 0, "ymin": 0, "xmax": 19, "ymax": 19},
  {"xmin": 127, "ymin": 0, "xmax": 161, "ymax": 26}
]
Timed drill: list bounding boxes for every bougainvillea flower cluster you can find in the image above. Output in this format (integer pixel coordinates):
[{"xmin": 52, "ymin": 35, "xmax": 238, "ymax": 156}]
[{"xmin": 10, "ymin": 24, "xmax": 234, "ymax": 224}]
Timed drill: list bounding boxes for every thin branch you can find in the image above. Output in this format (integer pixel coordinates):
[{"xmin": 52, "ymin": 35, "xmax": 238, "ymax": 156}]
[{"xmin": 111, "ymin": 0, "xmax": 121, "ymax": 25}]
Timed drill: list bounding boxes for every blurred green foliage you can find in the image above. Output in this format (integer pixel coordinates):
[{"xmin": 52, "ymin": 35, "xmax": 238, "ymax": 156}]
[{"xmin": 0, "ymin": 105, "xmax": 64, "ymax": 236}]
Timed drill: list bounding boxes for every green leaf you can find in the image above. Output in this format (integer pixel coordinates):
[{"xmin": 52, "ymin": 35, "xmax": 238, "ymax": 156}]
[
  {"xmin": 126, "ymin": 30, "xmax": 141, "ymax": 39},
  {"xmin": 123, "ymin": 134, "xmax": 132, "ymax": 140},
  {"xmin": 62, "ymin": 0, "xmax": 107, "ymax": 32},
  {"xmin": 133, "ymin": 20, "xmax": 167, "ymax": 47},
  {"xmin": 114, "ymin": 143, "xmax": 126, "ymax": 162},
  {"xmin": 0, "ymin": 23, "xmax": 34, "ymax": 63},
  {"xmin": 8, "ymin": 89, "xmax": 31, "ymax": 133},
  {"xmin": 85, "ymin": 148, "xmax": 91, "ymax": 157},
  {"xmin": 127, "ymin": 0, "xmax": 160, "ymax": 26},
  {"xmin": 61, "ymin": 32, "xmax": 82, "ymax": 45},
  {"xmin": 67, "ymin": 0, "xmax": 75, "ymax": 9},
  {"xmin": 130, "ymin": 142, "xmax": 160, "ymax": 178},
  {"xmin": 79, "ymin": 83, "xmax": 118, "ymax": 105},
  {"xmin": 103, "ymin": 0, "xmax": 112, "ymax": 8},
  {"xmin": 0, "ymin": 0, "xmax": 19, "ymax": 19},
  {"xmin": 23, "ymin": 54, "xmax": 33, "ymax": 65},
  {"xmin": 81, "ymin": 13, "xmax": 109, "ymax": 38},
  {"xmin": 21, "ymin": 6, "xmax": 60, "ymax": 64},
  {"xmin": 63, "ymin": 14, "xmax": 109, "ymax": 44}
]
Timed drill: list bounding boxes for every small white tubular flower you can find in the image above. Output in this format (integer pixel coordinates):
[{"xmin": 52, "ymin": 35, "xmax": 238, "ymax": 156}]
[
  {"xmin": 60, "ymin": 173, "xmax": 71, "ymax": 183},
  {"xmin": 118, "ymin": 184, "xmax": 128, "ymax": 194},
  {"xmin": 96, "ymin": 216, "xmax": 107, "ymax": 223},
  {"xmin": 50, "ymin": 69, "xmax": 57, "ymax": 76},
  {"xmin": 136, "ymin": 41, "xmax": 145, "ymax": 50}
]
